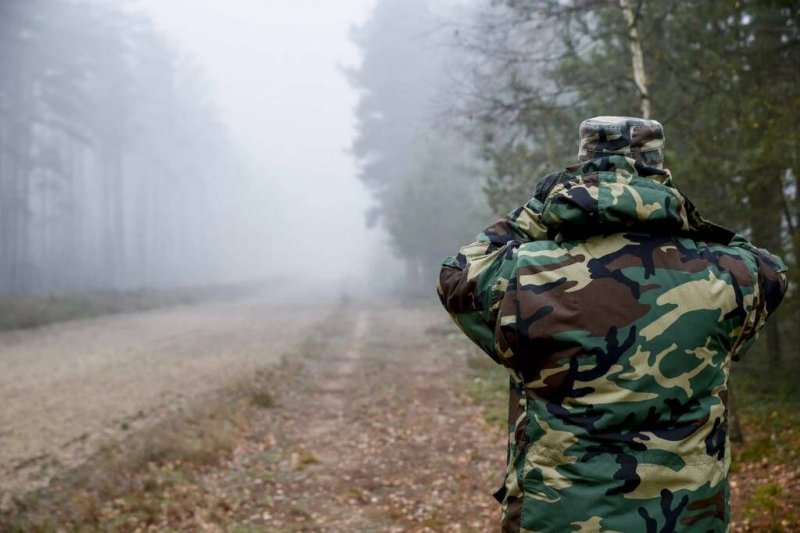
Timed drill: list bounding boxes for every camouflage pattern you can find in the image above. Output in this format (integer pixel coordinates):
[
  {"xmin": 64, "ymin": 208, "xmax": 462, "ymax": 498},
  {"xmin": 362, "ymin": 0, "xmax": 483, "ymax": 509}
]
[
  {"xmin": 437, "ymin": 155, "xmax": 787, "ymax": 532},
  {"xmin": 579, "ymin": 116, "xmax": 665, "ymax": 168}
]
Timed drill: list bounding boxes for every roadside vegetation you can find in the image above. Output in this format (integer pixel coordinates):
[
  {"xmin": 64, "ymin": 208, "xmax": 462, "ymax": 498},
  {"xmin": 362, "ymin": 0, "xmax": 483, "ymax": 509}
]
[
  {"xmin": 732, "ymin": 350, "xmax": 800, "ymax": 530},
  {"xmin": 0, "ymin": 282, "xmax": 263, "ymax": 332}
]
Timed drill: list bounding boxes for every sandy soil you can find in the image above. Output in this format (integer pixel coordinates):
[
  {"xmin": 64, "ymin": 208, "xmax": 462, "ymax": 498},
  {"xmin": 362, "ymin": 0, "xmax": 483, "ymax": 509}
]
[{"xmin": 0, "ymin": 293, "xmax": 332, "ymax": 504}]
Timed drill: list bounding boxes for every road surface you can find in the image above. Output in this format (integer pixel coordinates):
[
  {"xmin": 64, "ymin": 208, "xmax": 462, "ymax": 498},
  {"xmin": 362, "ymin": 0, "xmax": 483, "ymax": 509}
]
[{"xmin": 0, "ymin": 292, "xmax": 332, "ymax": 504}]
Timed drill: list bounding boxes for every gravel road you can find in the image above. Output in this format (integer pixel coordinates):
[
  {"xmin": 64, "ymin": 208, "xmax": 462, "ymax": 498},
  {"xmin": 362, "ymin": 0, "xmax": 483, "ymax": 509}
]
[{"xmin": 0, "ymin": 292, "xmax": 333, "ymax": 503}]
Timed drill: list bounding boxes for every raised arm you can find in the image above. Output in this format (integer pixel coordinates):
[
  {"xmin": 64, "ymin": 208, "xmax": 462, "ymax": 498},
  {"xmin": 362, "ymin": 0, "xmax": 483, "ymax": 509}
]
[
  {"xmin": 437, "ymin": 194, "xmax": 549, "ymax": 365},
  {"xmin": 728, "ymin": 235, "xmax": 789, "ymax": 360}
]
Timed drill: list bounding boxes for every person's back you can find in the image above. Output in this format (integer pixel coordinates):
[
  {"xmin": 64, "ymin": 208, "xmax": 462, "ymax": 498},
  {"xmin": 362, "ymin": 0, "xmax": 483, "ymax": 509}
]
[{"xmin": 437, "ymin": 117, "xmax": 788, "ymax": 532}]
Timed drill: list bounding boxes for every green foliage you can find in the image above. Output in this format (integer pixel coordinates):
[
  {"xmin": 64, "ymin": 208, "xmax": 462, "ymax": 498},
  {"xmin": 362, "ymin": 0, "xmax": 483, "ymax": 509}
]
[
  {"xmin": 744, "ymin": 482, "xmax": 794, "ymax": 530},
  {"xmin": 733, "ymin": 349, "xmax": 800, "ymax": 466}
]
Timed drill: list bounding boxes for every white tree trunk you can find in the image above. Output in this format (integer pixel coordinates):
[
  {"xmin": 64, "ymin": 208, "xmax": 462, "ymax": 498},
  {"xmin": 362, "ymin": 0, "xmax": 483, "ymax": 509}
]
[{"xmin": 619, "ymin": 0, "xmax": 651, "ymax": 119}]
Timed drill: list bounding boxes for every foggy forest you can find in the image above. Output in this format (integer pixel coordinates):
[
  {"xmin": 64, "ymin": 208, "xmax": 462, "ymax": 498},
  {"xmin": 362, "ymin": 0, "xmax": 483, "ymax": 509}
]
[{"xmin": 1, "ymin": 0, "xmax": 798, "ymax": 531}]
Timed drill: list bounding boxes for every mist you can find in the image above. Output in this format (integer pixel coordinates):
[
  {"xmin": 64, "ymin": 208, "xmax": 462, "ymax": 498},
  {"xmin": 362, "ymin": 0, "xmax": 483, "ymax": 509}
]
[
  {"xmin": 0, "ymin": 0, "xmax": 385, "ymax": 295},
  {"xmin": 139, "ymin": 0, "xmax": 385, "ymax": 286}
]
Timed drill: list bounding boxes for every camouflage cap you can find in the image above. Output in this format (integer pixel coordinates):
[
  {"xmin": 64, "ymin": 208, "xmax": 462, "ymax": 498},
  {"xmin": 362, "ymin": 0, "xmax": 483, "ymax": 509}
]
[{"xmin": 578, "ymin": 116, "xmax": 665, "ymax": 167}]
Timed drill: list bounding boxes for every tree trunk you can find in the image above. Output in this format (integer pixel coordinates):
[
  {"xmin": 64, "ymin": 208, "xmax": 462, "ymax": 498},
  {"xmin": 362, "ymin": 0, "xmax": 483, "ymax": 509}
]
[
  {"xmin": 15, "ymin": 120, "xmax": 32, "ymax": 295},
  {"xmin": 749, "ymin": 171, "xmax": 785, "ymax": 366},
  {"xmin": 102, "ymin": 140, "xmax": 124, "ymax": 290},
  {"xmin": 619, "ymin": 0, "xmax": 651, "ymax": 118}
]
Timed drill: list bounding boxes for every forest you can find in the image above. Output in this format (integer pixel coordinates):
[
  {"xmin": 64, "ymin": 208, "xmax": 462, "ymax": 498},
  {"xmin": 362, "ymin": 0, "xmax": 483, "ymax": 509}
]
[{"xmin": 0, "ymin": 0, "xmax": 275, "ymax": 295}]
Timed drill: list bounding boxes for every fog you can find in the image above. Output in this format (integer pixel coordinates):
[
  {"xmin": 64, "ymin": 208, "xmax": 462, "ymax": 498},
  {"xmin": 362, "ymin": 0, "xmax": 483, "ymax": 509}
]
[
  {"xmin": 2, "ymin": 0, "xmax": 797, "ymax": 301},
  {"xmin": 0, "ymin": 0, "xmax": 393, "ymax": 295},
  {"xmin": 4, "ymin": 1, "xmax": 796, "ymax": 300},
  {"xmin": 0, "ymin": 0, "xmax": 493, "ymax": 298},
  {"xmin": 138, "ymin": 0, "xmax": 380, "ymax": 285}
]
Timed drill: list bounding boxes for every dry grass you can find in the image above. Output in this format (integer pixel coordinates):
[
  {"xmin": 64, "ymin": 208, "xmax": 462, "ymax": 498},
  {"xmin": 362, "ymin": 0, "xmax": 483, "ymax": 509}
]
[
  {"xmin": 0, "ymin": 362, "xmax": 295, "ymax": 532},
  {"xmin": 0, "ymin": 282, "xmax": 261, "ymax": 331}
]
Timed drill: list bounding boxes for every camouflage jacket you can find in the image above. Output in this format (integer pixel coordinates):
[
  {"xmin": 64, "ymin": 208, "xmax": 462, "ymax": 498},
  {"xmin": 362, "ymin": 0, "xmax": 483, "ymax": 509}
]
[{"xmin": 437, "ymin": 156, "xmax": 787, "ymax": 532}]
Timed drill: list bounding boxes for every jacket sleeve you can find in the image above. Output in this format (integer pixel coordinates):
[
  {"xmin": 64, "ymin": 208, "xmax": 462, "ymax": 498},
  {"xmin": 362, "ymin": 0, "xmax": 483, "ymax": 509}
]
[
  {"xmin": 728, "ymin": 235, "xmax": 789, "ymax": 360},
  {"xmin": 437, "ymin": 196, "xmax": 549, "ymax": 365}
]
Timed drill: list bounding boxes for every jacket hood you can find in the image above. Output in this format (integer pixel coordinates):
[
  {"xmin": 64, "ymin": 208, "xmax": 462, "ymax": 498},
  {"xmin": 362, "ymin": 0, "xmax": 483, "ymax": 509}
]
[{"xmin": 538, "ymin": 155, "xmax": 734, "ymax": 244}]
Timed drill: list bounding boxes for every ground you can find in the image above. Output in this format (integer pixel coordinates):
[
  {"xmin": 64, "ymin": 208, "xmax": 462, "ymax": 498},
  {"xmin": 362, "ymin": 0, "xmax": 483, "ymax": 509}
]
[
  {"xmin": 0, "ymin": 297, "xmax": 798, "ymax": 531},
  {"xmin": 170, "ymin": 304, "xmax": 505, "ymax": 532},
  {"xmin": 0, "ymin": 293, "xmax": 329, "ymax": 504}
]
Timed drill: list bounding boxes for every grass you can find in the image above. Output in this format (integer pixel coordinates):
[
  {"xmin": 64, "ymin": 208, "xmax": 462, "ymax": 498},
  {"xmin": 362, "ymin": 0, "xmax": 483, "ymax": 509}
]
[
  {"xmin": 731, "ymin": 347, "xmax": 800, "ymax": 467},
  {"xmin": 0, "ymin": 282, "xmax": 260, "ymax": 331},
  {"xmin": 744, "ymin": 482, "xmax": 786, "ymax": 527},
  {"xmin": 292, "ymin": 449, "xmax": 321, "ymax": 471}
]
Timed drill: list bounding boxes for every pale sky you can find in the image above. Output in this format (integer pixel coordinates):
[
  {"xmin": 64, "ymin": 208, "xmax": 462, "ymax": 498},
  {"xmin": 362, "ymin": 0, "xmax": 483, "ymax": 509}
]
[{"xmin": 136, "ymin": 0, "xmax": 381, "ymax": 283}]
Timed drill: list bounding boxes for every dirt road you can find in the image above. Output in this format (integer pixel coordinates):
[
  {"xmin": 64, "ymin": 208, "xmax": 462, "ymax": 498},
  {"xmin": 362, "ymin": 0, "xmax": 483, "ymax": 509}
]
[
  {"xmin": 2, "ymin": 298, "xmax": 510, "ymax": 530},
  {"xmin": 0, "ymin": 293, "xmax": 333, "ymax": 504},
  {"xmin": 103, "ymin": 302, "xmax": 507, "ymax": 531},
  {"xmin": 2, "ymin": 295, "xmax": 794, "ymax": 531},
  {"xmin": 210, "ymin": 303, "xmax": 507, "ymax": 531}
]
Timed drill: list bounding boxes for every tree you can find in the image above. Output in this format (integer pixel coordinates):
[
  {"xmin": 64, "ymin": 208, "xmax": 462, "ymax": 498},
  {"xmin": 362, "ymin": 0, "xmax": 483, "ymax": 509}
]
[
  {"xmin": 0, "ymin": 0, "xmax": 259, "ymax": 294},
  {"xmin": 349, "ymin": 0, "xmax": 488, "ymax": 292}
]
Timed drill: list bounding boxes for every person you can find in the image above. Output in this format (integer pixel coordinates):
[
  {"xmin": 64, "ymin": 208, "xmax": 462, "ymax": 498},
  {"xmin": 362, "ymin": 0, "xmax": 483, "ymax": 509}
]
[{"xmin": 437, "ymin": 116, "xmax": 788, "ymax": 532}]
